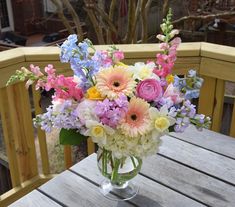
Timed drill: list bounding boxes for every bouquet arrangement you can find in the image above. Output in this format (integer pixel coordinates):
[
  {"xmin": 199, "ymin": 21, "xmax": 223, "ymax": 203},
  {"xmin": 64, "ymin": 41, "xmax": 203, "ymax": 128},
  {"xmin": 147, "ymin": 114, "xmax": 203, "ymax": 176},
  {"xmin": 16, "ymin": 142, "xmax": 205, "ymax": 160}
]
[{"xmin": 7, "ymin": 11, "xmax": 210, "ymax": 199}]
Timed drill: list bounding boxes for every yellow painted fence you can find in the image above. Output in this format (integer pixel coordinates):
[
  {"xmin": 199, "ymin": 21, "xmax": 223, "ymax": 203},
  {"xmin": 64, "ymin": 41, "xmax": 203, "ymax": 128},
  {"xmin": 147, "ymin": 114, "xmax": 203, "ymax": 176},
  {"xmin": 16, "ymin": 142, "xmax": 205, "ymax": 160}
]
[{"xmin": 0, "ymin": 42, "xmax": 234, "ymax": 205}]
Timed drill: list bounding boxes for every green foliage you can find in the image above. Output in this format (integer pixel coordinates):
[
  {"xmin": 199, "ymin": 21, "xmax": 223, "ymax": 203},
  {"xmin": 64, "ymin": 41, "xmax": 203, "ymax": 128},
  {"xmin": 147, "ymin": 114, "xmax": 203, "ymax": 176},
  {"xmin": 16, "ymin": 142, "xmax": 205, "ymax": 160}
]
[{"xmin": 59, "ymin": 128, "xmax": 88, "ymax": 145}]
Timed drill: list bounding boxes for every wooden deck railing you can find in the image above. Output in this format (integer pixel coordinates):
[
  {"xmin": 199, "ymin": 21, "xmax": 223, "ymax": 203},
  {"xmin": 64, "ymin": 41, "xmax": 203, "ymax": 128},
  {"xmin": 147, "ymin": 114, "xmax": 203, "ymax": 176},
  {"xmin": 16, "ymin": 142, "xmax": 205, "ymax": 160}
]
[{"xmin": 0, "ymin": 42, "xmax": 234, "ymax": 205}]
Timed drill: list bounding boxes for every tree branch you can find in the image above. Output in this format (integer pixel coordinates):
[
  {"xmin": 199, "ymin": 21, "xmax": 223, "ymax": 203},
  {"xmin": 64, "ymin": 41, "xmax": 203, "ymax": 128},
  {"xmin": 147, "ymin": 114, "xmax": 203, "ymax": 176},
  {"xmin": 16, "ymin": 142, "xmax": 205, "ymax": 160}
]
[{"xmin": 173, "ymin": 11, "xmax": 235, "ymax": 25}]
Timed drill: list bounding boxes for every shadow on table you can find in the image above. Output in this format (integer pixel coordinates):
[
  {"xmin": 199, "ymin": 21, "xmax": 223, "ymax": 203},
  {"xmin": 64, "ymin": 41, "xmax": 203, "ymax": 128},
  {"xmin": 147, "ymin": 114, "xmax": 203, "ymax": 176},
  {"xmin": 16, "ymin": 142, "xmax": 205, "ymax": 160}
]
[{"xmin": 116, "ymin": 195, "xmax": 163, "ymax": 207}]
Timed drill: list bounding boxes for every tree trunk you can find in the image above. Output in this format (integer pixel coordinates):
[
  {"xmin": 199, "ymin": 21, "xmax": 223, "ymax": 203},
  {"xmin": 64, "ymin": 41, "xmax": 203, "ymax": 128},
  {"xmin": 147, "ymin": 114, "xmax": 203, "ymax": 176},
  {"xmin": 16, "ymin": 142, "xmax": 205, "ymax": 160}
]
[
  {"xmin": 63, "ymin": 0, "xmax": 84, "ymax": 40},
  {"xmin": 51, "ymin": 0, "xmax": 75, "ymax": 34}
]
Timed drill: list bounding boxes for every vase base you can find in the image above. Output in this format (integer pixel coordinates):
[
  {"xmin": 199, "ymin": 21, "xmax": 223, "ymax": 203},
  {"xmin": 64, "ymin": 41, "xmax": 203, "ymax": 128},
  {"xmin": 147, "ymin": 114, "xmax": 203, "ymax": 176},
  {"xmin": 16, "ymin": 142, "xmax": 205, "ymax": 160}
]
[{"xmin": 99, "ymin": 179, "xmax": 139, "ymax": 201}]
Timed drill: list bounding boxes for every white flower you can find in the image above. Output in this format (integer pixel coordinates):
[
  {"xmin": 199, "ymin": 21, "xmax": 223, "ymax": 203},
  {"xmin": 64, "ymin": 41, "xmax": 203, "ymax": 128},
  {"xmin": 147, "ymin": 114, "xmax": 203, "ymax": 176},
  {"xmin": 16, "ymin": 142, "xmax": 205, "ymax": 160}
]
[
  {"xmin": 74, "ymin": 100, "xmax": 98, "ymax": 125},
  {"xmin": 149, "ymin": 105, "xmax": 176, "ymax": 134},
  {"xmin": 84, "ymin": 120, "xmax": 114, "ymax": 146},
  {"xmin": 127, "ymin": 62, "xmax": 160, "ymax": 81}
]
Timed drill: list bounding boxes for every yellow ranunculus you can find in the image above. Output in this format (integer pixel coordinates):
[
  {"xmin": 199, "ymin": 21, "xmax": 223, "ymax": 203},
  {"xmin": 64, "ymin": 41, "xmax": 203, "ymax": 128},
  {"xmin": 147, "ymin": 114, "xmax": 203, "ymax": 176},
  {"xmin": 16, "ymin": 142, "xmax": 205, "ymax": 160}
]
[
  {"xmin": 166, "ymin": 74, "xmax": 174, "ymax": 84},
  {"xmin": 154, "ymin": 117, "xmax": 170, "ymax": 132},
  {"xmin": 115, "ymin": 62, "xmax": 128, "ymax": 68},
  {"xmin": 91, "ymin": 126, "xmax": 104, "ymax": 138},
  {"xmin": 87, "ymin": 86, "xmax": 104, "ymax": 100}
]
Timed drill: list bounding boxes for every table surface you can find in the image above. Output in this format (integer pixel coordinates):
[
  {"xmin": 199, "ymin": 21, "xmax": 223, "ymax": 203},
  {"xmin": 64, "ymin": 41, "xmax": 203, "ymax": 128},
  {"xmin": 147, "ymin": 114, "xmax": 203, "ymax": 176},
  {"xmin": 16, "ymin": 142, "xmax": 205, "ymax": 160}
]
[{"xmin": 10, "ymin": 125, "xmax": 235, "ymax": 207}]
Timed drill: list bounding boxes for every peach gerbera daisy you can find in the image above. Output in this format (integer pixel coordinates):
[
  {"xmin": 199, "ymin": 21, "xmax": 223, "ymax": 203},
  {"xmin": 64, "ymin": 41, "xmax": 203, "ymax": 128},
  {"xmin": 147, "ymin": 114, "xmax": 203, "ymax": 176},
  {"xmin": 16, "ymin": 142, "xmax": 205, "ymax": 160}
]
[
  {"xmin": 96, "ymin": 66, "xmax": 136, "ymax": 100},
  {"xmin": 119, "ymin": 97, "xmax": 152, "ymax": 138}
]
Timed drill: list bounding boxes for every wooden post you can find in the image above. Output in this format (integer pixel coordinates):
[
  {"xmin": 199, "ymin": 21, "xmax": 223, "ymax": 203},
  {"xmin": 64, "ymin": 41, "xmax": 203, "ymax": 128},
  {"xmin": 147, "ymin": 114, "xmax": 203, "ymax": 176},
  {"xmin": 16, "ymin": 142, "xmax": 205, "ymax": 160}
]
[
  {"xmin": 230, "ymin": 99, "xmax": 235, "ymax": 138},
  {"xmin": 32, "ymin": 88, "xmax": 50, "ymax": 175},
  {"xmin": 6, "ymin": 82, "xmax": 38, "ymax": 182},
  {"xmin": 0, "ymin": 87, "xmax": 21, "ymax": 187},
  {"xmin": 64, "ymin": 145, "xmax": 72, "ymax": 169},
  {"xmin": 211, "ymin": 79, "xmax": 225, "ymax": 132}
]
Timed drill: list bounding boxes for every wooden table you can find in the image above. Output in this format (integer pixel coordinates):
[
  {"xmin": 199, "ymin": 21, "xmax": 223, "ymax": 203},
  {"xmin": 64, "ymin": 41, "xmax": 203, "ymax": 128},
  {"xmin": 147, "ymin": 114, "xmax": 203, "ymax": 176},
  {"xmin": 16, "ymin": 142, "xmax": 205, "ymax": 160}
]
[{"xmin": 10, "ymin": 126, "xmax": 235, "ymax": 207}]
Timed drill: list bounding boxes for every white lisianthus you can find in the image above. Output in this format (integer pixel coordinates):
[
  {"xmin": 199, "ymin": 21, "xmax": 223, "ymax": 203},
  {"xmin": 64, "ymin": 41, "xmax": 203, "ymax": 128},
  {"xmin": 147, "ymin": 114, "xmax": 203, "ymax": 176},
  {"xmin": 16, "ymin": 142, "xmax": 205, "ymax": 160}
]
[
  {"xmin": 149, "ymin": 105, "xmax": 176, "ymax": 134},
  {"xmin": 128, "ymin": 62, "xmax": 160, "ymax": 81},
  {"xmin": 84, "ymin": 120, "xmax": 114, "ymax": 146},
  {"xmin": 74, "ymin": 100, "xmax": 98, "ymax": 125}
]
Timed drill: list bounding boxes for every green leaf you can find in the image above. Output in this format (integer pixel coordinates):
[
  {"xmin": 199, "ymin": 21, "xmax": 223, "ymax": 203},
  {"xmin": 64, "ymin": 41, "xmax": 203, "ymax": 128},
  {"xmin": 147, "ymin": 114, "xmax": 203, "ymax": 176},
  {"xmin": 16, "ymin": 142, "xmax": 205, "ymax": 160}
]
[{"xmin": 59, "ymin": 128, "xmax": 87, "ymax": 145}]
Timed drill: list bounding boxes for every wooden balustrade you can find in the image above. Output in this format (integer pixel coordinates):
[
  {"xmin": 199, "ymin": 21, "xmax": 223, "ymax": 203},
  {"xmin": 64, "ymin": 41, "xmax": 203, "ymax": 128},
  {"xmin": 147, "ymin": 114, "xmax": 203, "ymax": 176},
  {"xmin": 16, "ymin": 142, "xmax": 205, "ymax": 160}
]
[{"xmin": 0, "ymin": 42, "xmax": 235, "ymax": 205}]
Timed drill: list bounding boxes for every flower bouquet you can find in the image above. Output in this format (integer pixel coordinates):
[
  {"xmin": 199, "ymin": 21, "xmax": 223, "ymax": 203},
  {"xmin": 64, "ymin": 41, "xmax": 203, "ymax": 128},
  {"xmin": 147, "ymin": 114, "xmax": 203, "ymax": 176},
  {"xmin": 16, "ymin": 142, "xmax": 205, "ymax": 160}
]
[{"xmin": 7, "ymin": 11, "xmax": 210, "ymax": 200}]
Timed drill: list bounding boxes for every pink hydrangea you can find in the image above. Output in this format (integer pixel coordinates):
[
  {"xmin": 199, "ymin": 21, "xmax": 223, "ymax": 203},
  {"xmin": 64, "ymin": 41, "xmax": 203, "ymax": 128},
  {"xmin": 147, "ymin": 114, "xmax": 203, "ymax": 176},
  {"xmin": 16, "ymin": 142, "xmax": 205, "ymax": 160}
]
[{"xmin": 136, "ymin": 79, "xmax": 162, "ymax": 102}]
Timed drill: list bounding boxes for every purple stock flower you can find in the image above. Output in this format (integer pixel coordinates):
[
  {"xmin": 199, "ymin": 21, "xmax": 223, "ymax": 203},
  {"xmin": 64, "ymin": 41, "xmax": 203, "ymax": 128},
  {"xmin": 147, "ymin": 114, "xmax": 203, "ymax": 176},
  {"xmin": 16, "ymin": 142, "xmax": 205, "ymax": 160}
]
[{"xmin": 94, "ymin": 95, "xmax": 128, "ymax": 128}]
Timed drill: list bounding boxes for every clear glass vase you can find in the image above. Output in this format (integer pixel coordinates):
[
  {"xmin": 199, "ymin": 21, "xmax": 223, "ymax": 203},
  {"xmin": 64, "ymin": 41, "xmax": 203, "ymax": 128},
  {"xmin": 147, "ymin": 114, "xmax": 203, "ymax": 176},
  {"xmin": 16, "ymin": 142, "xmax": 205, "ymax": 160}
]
[{"xmin": 97, "ymin": 147, "xmax": 142, "ymax": 201}]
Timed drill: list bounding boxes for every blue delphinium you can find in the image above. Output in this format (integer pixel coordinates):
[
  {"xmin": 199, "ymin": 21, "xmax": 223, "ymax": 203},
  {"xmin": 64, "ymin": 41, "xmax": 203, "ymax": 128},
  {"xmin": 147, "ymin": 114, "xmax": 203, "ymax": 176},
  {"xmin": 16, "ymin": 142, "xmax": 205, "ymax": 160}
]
[{"xmin": 173, "ymin": 69, "xmax": 204, "ymax": 100}]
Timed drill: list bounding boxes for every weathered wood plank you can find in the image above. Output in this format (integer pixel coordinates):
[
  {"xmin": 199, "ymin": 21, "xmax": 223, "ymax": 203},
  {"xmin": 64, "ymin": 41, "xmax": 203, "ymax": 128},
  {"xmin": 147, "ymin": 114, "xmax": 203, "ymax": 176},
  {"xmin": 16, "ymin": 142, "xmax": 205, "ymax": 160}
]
[
  {"xmin": 71, "ymin": 154, "xmax": 205, "ymax": 207},
  {"xmin": 0, "ymin": 175, "xmax": 53, "ymax": 207},
  {"xmin": 170, "ymin": 125, "xmax": 235, "ymax": 159},
  {"xmin": 159, "ymin": 135, "xmax": 235, "ymax": 185},
  {"xmin": 141, "ymin": 154, "xmax": 235, "ymax": 207},
  {"xmin": 9, "ymin": 190, "xmax": 61, "ymax": 207},
  {"xmin": 39, "ymin": 170, "xmax": 134, "ymax": 207}
]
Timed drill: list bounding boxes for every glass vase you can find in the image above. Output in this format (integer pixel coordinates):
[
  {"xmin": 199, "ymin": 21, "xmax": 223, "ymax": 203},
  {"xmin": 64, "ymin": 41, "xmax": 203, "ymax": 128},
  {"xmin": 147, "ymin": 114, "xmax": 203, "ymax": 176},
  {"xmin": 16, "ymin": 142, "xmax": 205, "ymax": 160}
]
[{"xmin": 97, "ymin": 147, "xmax": 142, "ymax": 201}]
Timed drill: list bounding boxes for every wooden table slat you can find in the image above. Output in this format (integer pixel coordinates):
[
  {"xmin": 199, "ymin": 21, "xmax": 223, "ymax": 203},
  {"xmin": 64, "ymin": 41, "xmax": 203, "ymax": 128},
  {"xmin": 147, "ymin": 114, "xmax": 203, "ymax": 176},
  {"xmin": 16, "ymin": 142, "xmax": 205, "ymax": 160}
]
[
  {"xmin": 39, "ymin": 170, "xmax": 134, "ymax": 207},
  {"xmin": 170, "ymin": 125, "xmax": 235, "ymax": 159},
  {"xmin": 159, "ymin": 135, "xmax": 235, "ymax": 185},
  {"xmin": 71, "ymin": 154, "xmax": 205, "ymax": 207},
  {"xmin": 9, "ymin": 190, "xmax": 61, "ymax": 207},
  {"xmin": 141, "ymin": 154, "xmax": 235, "ymax": 207}
]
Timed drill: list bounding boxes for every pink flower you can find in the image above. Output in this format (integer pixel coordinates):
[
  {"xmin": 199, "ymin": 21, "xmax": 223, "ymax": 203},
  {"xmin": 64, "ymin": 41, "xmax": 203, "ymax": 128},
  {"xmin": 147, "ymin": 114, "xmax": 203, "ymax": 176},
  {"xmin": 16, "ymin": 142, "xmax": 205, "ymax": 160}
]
[
  {"xmin": 163, "ymin": 83, "xmax": 183, "ymax": 104},
  {"xmin": 156, "ymin": 34, "xmax": 166, "ymax": 41},
  {"xmin": 45, "ymin": 64, "xmax": 56, "ymax": 75},
  {"xmin": 159, "ymin": 43, "xmax": 169, "ymax": 50},
  {"xmin": 29, "ymin": 64, "xmax": 43, "ymax": 77},
  {"xmin": 136, "ymin": 79, "xmax": 162, "ymax": 102},
  {"xmin": 113, "ymin": 51, "xmax": 124, "ymax": 62}
]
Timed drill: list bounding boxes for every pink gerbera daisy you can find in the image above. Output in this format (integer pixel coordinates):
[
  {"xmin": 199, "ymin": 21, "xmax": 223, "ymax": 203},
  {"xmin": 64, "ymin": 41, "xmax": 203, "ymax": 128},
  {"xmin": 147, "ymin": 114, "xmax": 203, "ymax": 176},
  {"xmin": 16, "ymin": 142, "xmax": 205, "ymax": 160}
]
[
  {"xmin": 119, "ymin": 97, "xmax": 152, "ymax": 137},
  {"xmin": 96, "ymin": 66, "xmax": 136, "ymax": 99}
]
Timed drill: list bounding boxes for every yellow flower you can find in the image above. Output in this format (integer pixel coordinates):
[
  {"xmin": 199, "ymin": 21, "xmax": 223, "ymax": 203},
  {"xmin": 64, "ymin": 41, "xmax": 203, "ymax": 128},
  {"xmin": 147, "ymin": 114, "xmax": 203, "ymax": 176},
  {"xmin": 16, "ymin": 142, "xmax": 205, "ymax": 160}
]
[
  {"xmin": 154, "ymin": 117, "xmax": 170, "ymax": 132},
  {"xmin": 91, "ymin": 126, "xmax": 105, "ymax": 138},
  {"xmin": 115, "ymin": 62, "xmax": 128, "ymax": 68},
  {"xmin": 166, "ymin": 74, "xmax": 174, "ymax": 84},
  {"xmin": 139, "ymin": 66, "xmax": 152, "ymax": 80},
  {"xmin": 86, "ymin": 86, "xmax": 104, "ymax": 100}
]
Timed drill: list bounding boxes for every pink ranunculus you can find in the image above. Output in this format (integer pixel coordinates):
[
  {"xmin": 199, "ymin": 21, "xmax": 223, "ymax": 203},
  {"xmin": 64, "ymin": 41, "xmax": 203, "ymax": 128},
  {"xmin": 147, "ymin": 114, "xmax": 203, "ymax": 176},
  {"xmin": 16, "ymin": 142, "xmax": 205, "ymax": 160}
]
[
  {"xmin": 163, "ymin": 83, "xmax": 184, "ymax": 104},
  {"xmin": 136, "ymin": 79, "xmax": 162, "ymax": 102}
]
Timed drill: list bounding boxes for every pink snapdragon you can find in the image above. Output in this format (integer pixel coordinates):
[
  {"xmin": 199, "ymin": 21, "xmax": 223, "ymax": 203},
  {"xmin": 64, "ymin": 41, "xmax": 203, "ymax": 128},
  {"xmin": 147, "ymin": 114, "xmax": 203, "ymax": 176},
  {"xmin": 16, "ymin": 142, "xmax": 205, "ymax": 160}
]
[
  {"xmin": 154, "ymin": 37, "xmax": 181, "ymax": 78},
  {"xmin": 30, "ymin": 64, "xmax": 44, "ymax": 77},
  {"xmin": 113, "ymin": 51, "xmax": 124, "ymax": 63}
]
